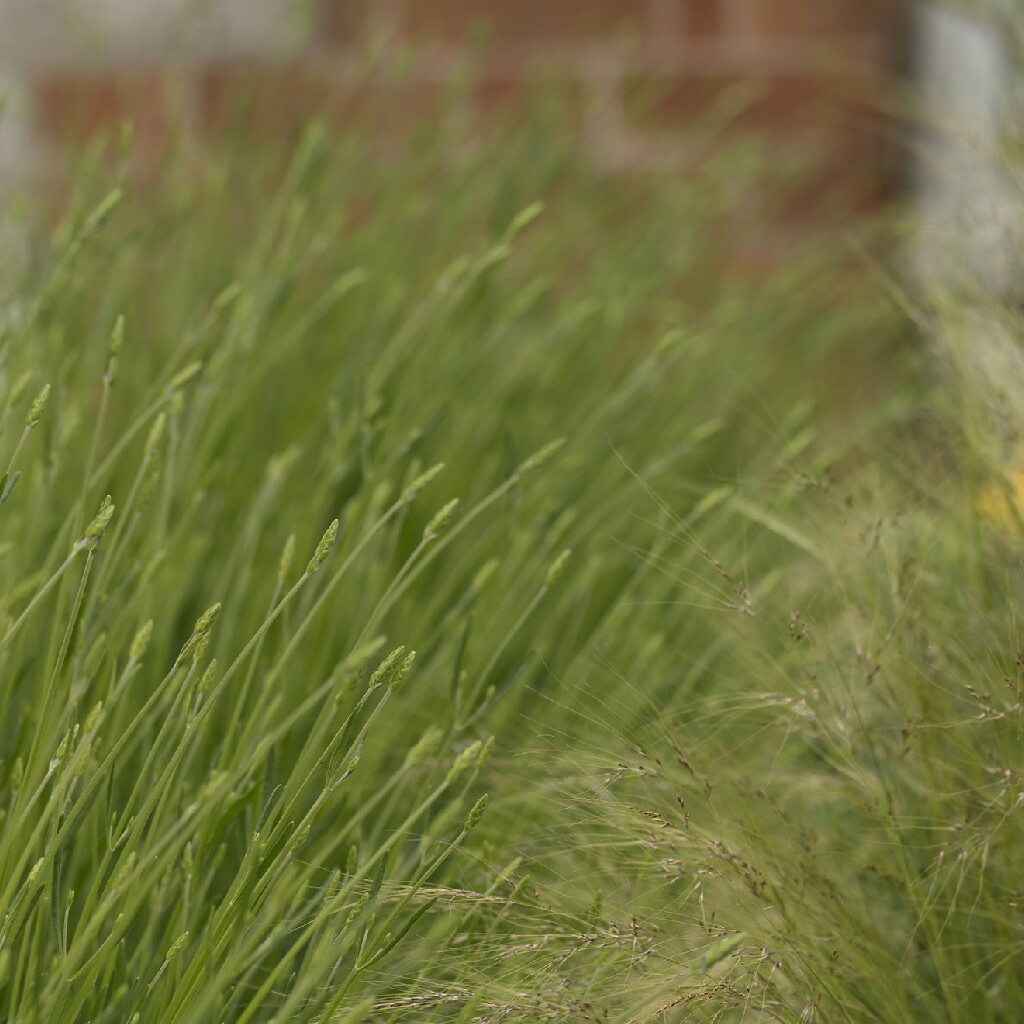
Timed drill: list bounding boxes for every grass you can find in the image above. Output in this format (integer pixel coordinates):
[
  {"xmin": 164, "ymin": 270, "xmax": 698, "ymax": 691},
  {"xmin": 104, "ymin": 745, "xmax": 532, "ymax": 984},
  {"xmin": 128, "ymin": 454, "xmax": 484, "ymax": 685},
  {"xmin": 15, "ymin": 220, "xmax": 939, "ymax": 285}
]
[{"xmin": 0, "ymin": 85, "xmax": 1019, "ymax": 1023}]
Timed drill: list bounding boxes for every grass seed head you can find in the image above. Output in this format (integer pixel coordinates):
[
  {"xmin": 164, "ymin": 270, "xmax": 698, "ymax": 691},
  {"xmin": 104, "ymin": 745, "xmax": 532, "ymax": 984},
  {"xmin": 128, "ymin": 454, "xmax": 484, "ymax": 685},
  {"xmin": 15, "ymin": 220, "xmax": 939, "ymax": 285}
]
[
  {"xmin": 26, "ymin": 383, "xmax": 50, "ymax": 428},
  {"xmin": 179, "ymin": 604, "xmax": 221, "ymax": 664},
  {"xmin": 200, "ymin": 659, "xmax": 217, "ymax": 686},
  {"xmin": 165, "ymin": 932, "xmax": 188, "ymax": 961},
  {"xmin": 346, "ymin": 890, "xmax": 368, "ymax": 925},
  {"xmin": 477, "ymin": 735, "xmax": 495, "ymax": 771},
  {"xmin": 369, "ymin": 646, "xmax": 406, "ymax": 691},
  {"xmin": 472, "ymin": 558, "xmax": 499, "ymax": 592},
  {"xmin": 506, "ymin": 201, "xmax": 544, "ymax": 238},
  {"xmin": 26, "ymin": 857, "xmax": 45, "ymax": 887},
  {"xmin": 79, "ymin": 495, "xmax": 115, "ymax": 550},
  {"xmin": 104, "ymin": 315, "xmax": 124, "ymax": 385},
  {"xmin": 391, "ymin": 650, "xmax": 417, "ymax": 691},
  {"xmin": 424, "ymin": 498, "xmax": 459, "ymax": 540},
  {"xmin": 193, "ymin": 603, "xmax": 222, "ymax": 636},
  {"xmin": 81, "ymin": 187, "xmax": 121, "ymax": 236},
  {"xmin": 8, "ymin": 371, "xmax": 31, "ymax": 409},
  {"xmin": 196, "ymin": 660, "xmax": 217, "ymax": 705},
  {"xmin": 278, "ymin": 533, "xmax": 296, "ymax": 583},
  {"xmin": 447, "ymin": 741, "xmax": 483, "ymax": 784},
  {"xmin": 306, "ymin": 518, "xmax": 339, "ymax": 575},
  {"xmin": 145, "ymin": 412, "xmax": 166, "ymax": 459},
  {"xmin": 191, "ymin": 630, "xmax": 210, "ymax": 666},
  {"xmin": 265, "ymin": 445, "xmax": 302, "ymax": 486},
  {"xmin": 83, "ymin": 632, "xmax": 107, "ymax": 680},
  {"xmin": 464, "ymin": 794, "xmax": 489, "ymax": 832},
  {"xmin": 518, "ymin": 438, "xmax": 567, "ymax": 476},
  {"xmin": 167, "ymin": 361, "xmax": 203, "ymax": 392},
  {"xmin": 129, "ymin": 620, "xmax": 154, "ymax": 663},
  {"xmin": 403, "ymin": 463, "xmax": 445, "ymax": 503},
  {"xmin": 212, "ymin": 281, "xmax": 242, "ymax": 314},
  {"xmin": 83, "ymin": 700, "xmax": 103, "ymax": 734},
  {"xmin": 137, "ymin": 466, "xmax": 160, "ymax": 513},
  {"xmin": 404, "ymin": 726, "xmax": 444, "ymax": 770},
  {"xmin": 545, "ymin": 549, "xmax": 572, "ymax": 588}
]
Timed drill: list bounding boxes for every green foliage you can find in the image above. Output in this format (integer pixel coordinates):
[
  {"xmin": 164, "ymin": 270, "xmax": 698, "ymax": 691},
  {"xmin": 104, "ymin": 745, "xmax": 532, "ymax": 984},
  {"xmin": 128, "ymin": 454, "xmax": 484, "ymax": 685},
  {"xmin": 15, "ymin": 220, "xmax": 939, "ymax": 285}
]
[{"xmin": 0, "ymin": 103, "xmax": 965, "ymax": 1024}]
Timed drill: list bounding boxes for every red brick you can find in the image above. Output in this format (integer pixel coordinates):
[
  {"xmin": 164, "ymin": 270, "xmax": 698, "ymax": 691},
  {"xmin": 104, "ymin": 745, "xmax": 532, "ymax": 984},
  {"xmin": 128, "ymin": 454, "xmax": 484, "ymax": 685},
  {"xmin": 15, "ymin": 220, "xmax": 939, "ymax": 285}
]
[
  {"xmin": 320, "ymin": 0, "xmax": 404, "ymax": 46},
  {"xmin": 623, "ymin": 70, "xmax": 890, "ymax": 221},
  {"xmin": 474, "ymin": 69, "xmax": 590, "ymax": 139},
  {"xmin": 198, "ymin": 63, "xmax": 449, "ymax": 145},
  {"xmin": 200, "ymin": 65, "xmax": 340, "ymax": 139},
  {"xmin": 773, "ymin": 122, "xmax": 888, "ymax": 222},
  {"xmin": 685, "ymin": 0, "xmax": 723, "ymax": 38},
  {"xmin": 404, "ymin": 0, "xmax": 645, "ymax": 46},
  {"xmin": 625, "ymin": 72, "xmax": 880, "ymax": 136},
  {"xmin": 32, "ymin": 73, "xmax": 183, "ymax": 156},
  {"xmin": 749, "ymin": 0, "xmax": 904, "ymax": 35}
]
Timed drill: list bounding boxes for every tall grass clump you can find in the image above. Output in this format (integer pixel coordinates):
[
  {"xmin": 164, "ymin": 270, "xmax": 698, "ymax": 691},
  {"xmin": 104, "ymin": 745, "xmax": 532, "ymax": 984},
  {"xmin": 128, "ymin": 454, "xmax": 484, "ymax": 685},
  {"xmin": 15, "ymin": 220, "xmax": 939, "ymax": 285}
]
[
  {"xmin": 0, "ymin": 93, "xmax": 895, "ymax": 1020},
  {"xmin": 496, "ymin": 67, "xmax": 1024, "ymax": 1024}
]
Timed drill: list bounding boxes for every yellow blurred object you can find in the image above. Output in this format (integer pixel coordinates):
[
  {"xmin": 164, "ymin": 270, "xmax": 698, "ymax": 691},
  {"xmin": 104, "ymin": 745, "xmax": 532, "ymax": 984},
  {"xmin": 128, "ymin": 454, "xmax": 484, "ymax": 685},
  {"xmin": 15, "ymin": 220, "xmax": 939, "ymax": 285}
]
[{"xmin": 976, "ymin": 468, "xmax": 1024, "ymax": 532}]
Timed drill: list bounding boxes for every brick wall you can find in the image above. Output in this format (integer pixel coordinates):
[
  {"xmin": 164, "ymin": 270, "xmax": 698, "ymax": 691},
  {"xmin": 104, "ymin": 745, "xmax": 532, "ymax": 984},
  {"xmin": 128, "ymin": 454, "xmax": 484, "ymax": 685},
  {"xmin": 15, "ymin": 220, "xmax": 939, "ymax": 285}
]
[{"xmin": 1, "ymin": 0, "xmax": 908, "ymax": 225}]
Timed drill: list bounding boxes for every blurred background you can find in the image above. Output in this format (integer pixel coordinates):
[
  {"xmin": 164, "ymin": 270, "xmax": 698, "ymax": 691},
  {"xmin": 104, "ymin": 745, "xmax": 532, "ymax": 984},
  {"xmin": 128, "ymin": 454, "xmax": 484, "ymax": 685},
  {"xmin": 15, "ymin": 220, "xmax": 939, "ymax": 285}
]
[{"xmin": 0, "ymin": 1, "xmax": 1019, "ymax": 286}]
